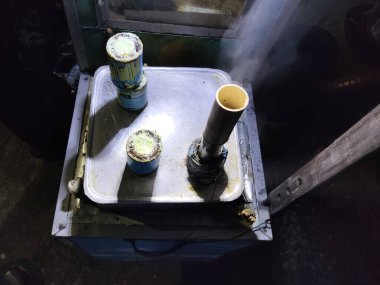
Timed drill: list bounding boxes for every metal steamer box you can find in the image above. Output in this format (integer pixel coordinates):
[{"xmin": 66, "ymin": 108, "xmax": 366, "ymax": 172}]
[{"xmin": 84, "ymin": 66, "xmax": 252, "ymax": 205}]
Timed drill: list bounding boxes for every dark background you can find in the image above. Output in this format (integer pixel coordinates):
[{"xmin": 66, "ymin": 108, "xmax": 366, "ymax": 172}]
[{"xmin": 0, "ymin": 0, "xmax": 379, "ymax": 284}]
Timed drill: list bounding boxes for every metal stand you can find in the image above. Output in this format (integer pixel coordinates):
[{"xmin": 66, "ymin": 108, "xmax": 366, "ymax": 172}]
[{"xmin": 51, "ymin": 74, "xmax": 272, "ymax": 261}]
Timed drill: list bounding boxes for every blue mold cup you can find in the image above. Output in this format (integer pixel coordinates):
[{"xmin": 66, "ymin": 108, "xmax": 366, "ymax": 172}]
[
  {"xmin": 109, "ymin": 55, "xmax": 143, "ymax": 90},
  {"xmin": 126, "ymin": 154, "xmax": 160, "ymax": 175},
  {"xmin": 126, "ymin": 130, "xmax": 162, "ymax": 175},
  {"xmin": 117, "ymin": 72, "xmax": 148, "ymax": 111},
  {"xmin": 106, "ymin": 32, "xmax": 144, "ymax": 90}
]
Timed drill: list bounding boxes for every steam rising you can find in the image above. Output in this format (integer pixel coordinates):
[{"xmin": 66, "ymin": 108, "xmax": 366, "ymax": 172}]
[{"xmin": 220, "ymin": 0, "xmax": 301, "ymax": 84}]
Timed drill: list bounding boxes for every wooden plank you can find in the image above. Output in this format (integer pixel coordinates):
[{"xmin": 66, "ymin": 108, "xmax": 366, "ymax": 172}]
[{"xmin": 268, "ymin": 104, "xmax": 380, "ymax": 215}]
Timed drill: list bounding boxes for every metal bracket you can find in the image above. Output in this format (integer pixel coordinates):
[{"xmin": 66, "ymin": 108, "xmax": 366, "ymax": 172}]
[
  {"xmin": 268, "ymin": 104, "xmax": 380, "ymax": 215},
  {"xmin": 242, "ymin": 82, "xmax": 272, "ymax": 240}
]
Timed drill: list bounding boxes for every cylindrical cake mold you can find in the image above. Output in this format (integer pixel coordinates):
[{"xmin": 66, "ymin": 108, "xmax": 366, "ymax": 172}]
[
  {"xmin": 117, "ymin": 72, "xmax": 148, "ymax": 111},
  {"xmin": 126, "ymin": 129, "xmax": 162, "ymax": 175},
  {"xmin": 106, "ymin": 32, "xmax": 143, "ymax": 90}
]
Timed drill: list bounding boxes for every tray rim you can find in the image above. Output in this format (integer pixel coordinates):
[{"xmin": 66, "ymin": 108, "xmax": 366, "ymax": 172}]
[{"xmin": 84, "ymin": 66, "xmax": 248, "ymax": 204}]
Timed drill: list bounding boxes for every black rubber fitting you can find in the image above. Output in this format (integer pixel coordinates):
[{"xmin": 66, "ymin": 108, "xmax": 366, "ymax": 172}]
[{"xmin": 186, "ymin": 138, "xmax": 228, "ymax": 184}]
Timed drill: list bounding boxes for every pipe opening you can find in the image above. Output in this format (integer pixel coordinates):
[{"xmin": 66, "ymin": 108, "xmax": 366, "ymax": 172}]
[{"xmin": 216, "ymin": 84, "xmax": 249, "ymax": 112}]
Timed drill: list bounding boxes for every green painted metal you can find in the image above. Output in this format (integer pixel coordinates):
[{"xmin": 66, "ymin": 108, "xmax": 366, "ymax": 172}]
[
  {"xmin": 76, "ymin": 0, "xmax": 98, "ymax": 27},
  {"xmin": 82, "ymin": 27, "xmax": 235, "ymax": 72},
  {"xmin": 74, "ymin": 1, "xmax": 236, "ymax": 71},
  {"xmin": 81, "ymin": 28, "xmax": 107, "ymax": 71}
]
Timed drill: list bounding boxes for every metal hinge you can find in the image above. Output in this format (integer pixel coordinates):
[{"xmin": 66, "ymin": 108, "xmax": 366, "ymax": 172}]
[{"xmin": 67, "ymin": 78, "xmax": 92, "ymax": 195}]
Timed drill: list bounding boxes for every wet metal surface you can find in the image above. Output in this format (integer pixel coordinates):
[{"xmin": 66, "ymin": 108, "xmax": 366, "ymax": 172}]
[
  {"xmin": 84, "ymin": 66, "xmax": 246, "ymax": 204},
  {"xmin": 52, "ymin": 74, "xmax": 270, "ymax": 242}
]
